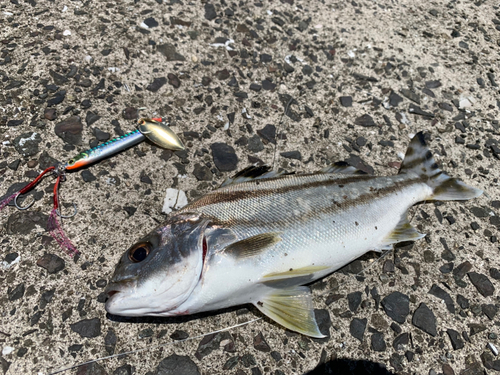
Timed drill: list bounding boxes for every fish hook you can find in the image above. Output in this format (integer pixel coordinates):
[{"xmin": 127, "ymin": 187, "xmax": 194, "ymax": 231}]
[
  {"xmin": 56, "ymin": 203, "xmax": 78, "ymax": 218},
  {"xmin": 14, "ymin": 193, "xmax": 35, "ymax": 210}
]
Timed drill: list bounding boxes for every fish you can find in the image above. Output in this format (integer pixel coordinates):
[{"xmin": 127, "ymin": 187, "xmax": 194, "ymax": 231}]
[{"xmin": 105, "ymin": 132, "xmax": 482, "ymax": 338}]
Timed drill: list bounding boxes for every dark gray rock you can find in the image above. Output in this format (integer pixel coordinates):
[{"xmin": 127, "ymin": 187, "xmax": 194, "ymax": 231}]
[
  {"xmin": 400, "ymin": 88, "xmax": 420, "ymax": 104},
  {"xmin": 347, "ymin": 291, "xmax": 362, "ymax": 312},
  {"xmin": 468, "ymin": 272, "xmax": 495, "ymax": 297},
  {"xmin": 14, "ymin": 132, "xmax": 42, "ymax": 157},
  {"xmin": 371, "ymin": 333, "xmax": 386, "ymax": 352},
  {"xmin": 195, "ymin": 332, "xmax": 231, "ymax": 359},
  {"xmin": 105, "ymin": 329, "xmax": 117, "ymax": 355},
  {"xmin": 55, "ymin": 116, "xmax": 83, "ymax": 145},
  {"xmin": 280, "ymin": 151, "xmax": 302, "ymax": 160},
  {"xmin": 389, "ymin": 92, "xmax": 403, "ymax": 107},
  {"xmin": 167, "ymin": 73, "xmax": 180, "ymax": 88},
  {"xmin": 7, "ymin": 119, "xmax": 24, "ymax": 126},
  {"xmin": 155, "ymin": 355, "xmax": 200, "ymax": 375},
  {"xmin": 339, "ymin": 96, "xmax": 352, "ymax": 107},
  {"xmin": 204, "ymin": 3, "xmax": 217, "ymax": 20},
  {"xmin": 412, "ymin": 303, "xmax": 437, "ymax": 336},
  {"xmin": 70, "ymin": 318, "xmax": 101, "ymax": 338},
  {"xmin": 354, "ymin": 114, "xmax": 376, "ymax": 127},
  {"xmin": 50, "ymin": 69, "xmax": 68, "ymax": 85},
  {"xmin": 257, "ymin": 124, "xmax": 276, "ymax": 145},
  {"xmin": 482, "ymin": 304, "xmax": 498, "ymax": 320},
  {"xmin": 247, "ymin": 135, "xmax": 264, "ymax": 152},
  {"xmin": 447, "ymin": 329, "xmax": 464, "ymax": 350},
  {"xmin": 349, "ymin": 317, "xmax": 367, "ymax": 341},
  {"xmin": 253, "ymin": 332, "xmax": 271, "ymax": 352},
  {"xmin": 36, "ymin": 254, "xmax": 65, "ymax": 274},
  {"xmin": 381, "ymin": 291, "xmax": 410, "ymax": 324},
  {"xmin": 86, "ymin": 111, "xmax": 101, "ymax": 126},
  {"xmin": 147, "ymin": 77, "xmax": 167, "ymax": 92},
  {"xmin": 113, "ymin": 364, "xmax": 132, "ymax": 375},
  {"xmin": 313, "ymin": 309, "xmax": 332, "ymax": 342},
  {"xmin": 8, "ymin": 283, "xmax": 25, "ymax": 301},
  {"xmin": 469, "ymin": 323, "xmax": 486, "ymax": 336},
  {"xmin": 157, "ymin": 44, "xmax": 186, "ymax": 61},
  {"xmin": 47, "ymin": 90, "xmax": 66, "ymax": 107},
  {"xmin": 170, "ymin": 330, "xmax": 189, "ymax": 340},
  {"xmin": 425, "ymin": 80, "xmax": 442, "ymax": 88},
  {"xmin": 393, "ymin": 332, "xmax": 409, "ymax": 351},
  {"xmin": 453, "ymin": 261, "xmax": 472, "ymax": 280},
  {"xmin": 39, "ymin": 151, "xmax": 59, "ymax": 170},
  {"xmin": 193, "ymin": 163, "xmax": 213, "ymax": 181},
  {"xmin": 7, "ymin": 211, "xmax": 48, "ymax": 235},
  {"xmin": 81, "ymin": 170, "xmax": 97, "ymax": 183},
  {"xmin": 262, "ymin": 79, "xmax": 276, "ymax": 91},
  {"xmin": 93, "ymin": 128, "xmax": 110, "ymax": 142},
  {"xmin": 457, "ymin": 294, "xmax": 470, "ymax": 309},
  {"xmin": 469, "ymin": 206, "xmax": 489, "ymax": 218},
  {"xmin": 211, "ymin": 143, "xmax": 238, "ymax": 172},
  {"xmin": 409, "ymin": 104, "xmax": 434, "ymax": 117},
  {"xmin": 489, "ymin": 268, "xmax": 500, "ymax": 280},
  {"xmin": 429, "ymin": 284, "xmax": 455, "ymax": 313},
  {"xmin": 122, "ymin": 107, "xmax": 138, "ymax": 120}
]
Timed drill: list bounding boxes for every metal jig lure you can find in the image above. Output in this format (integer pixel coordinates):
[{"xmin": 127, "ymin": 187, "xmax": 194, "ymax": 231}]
[{"xmin": 0, "ymin": 118, "xmax": 184, "ymax": 257}]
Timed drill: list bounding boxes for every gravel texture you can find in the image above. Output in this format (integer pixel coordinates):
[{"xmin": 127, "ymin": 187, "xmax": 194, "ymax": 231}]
[{"xmin": 1, "ymin": 0, "xmax": 499, "ymax": 374}]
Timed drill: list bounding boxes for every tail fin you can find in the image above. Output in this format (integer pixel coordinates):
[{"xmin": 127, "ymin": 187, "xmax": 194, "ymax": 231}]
[{"xmin": 400, "ymin": 132, "xmax": 482, "ymax": 201}]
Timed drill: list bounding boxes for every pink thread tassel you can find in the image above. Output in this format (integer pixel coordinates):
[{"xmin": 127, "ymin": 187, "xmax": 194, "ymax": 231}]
[
  {"xmin": 0, "ymin": 192, "xmax": 18, "ymax": 211},
  {"xmin": 47, "ymin": 208, "xmax": 79, "ymax": 257}
]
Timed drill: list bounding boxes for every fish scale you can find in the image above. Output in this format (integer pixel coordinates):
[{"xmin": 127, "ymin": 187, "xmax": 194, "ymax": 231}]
[{"xmin": 105, "ymin": 132, "xmax": 482, "ymax": 338}]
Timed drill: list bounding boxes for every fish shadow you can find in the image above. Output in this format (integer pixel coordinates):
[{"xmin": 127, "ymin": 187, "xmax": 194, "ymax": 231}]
[
  {"xmin": 106, "ymin": 305, "xmax": 249, "ymax": 325},
  {"xmin": 305, "ymin": 359, "xmax": 395, "ymax": 375}
]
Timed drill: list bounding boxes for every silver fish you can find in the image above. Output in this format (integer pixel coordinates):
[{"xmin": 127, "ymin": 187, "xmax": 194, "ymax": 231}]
[{"xmin": 105, "ymin": 132, "xmax": 482, "ymax": 337}]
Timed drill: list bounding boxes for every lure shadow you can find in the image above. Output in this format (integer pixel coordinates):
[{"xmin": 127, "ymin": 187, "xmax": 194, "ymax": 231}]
[{"xmin": 305, "ymin": 359, "xmax": 395, "ymax": 375}]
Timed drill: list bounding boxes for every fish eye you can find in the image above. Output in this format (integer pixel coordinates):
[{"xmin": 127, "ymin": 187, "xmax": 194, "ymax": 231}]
[{"xmin": 128, "ymin": 242, "xmax": 151, "ymax": 263}]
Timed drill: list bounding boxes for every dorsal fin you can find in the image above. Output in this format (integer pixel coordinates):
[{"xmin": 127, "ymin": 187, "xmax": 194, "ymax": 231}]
[
  {"xmin": 221, "ymin": 166, "xmax": 290, "ymax": 187},
  {"xmin": 320, "ymin": 161, "xmax": 367, "ymax": 175}
]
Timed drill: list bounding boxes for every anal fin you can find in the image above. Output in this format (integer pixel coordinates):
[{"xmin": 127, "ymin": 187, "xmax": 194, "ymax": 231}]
[
  {"xmin": 382, "ymin": 212, "xmax": 425, "ymax": 246},
  {"xmin": 253, "ymin": 286, "xmax": 325, "ymax": 338}
]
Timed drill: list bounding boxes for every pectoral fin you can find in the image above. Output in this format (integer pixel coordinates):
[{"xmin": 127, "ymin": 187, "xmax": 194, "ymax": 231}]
[
  {"xmin": 222, "ymin": 232, "xmax": 281, "ymax": 258},
  {"xmin": 253, "ymin": 286, "xmax": 325, "ymax": 338}
]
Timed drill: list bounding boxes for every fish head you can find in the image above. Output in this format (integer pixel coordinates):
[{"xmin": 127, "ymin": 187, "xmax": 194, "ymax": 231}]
[{"xmin": 105, "ymin": 213, "xmax": 208, "ymax": 317}]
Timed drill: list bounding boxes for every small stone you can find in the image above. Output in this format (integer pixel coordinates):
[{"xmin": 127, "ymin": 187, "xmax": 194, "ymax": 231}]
[
  {"xmin": 392, "ymin": 333, "xmax": 409, "ymax": 351},
  {"xmin": 257, "ymin": 124, "xmax": 276, "ymax": 145},
  {"xmin": 7, "ymin": 120, "xmax": 24, "ymax": 127},
  {"xmin": 204, "ymin": 3, "xmax": 217, "ymax": 20},
  {"xmin": 482, "ymin": 304, "xmax": 498, "ymax": 320},
  {"xmin": 7, "ymin": 211, "xmax": 48, "ymax": 235},
  {"xmin": 147, "ymin": 77, "xmax": 167, "ymax": 92},
  {"xmin": 70, "ymin": 318, "xmax": 101, "ymax": 338},
  {"xmin": 195, "ymin": 332, "xmax": 231, "ymax": 359},
  {"xmin": 37, "ymin": 254, "xmax": 65, "ymax": 274},
  {"xmin": 280, "ymin": 151, "xmax": 302, "ymax": 160},
  {"xmin": 453, "ymin": 261, "xmax": 472, "ymax": 280},
  {"xmin": 347, "ymin": 291, "xmax": 362, "ymax": 312},
  {"xmin": 425, "ymin": 80, "xmax": 442, "ymax": 89},
  {"xmin": 157, "ymin": 44, "xmax": 186, "ymax": 61},
  {"xmin": 447, "ymin": 329, "xmax": 464, "ymax": 350},
  {"xmin": 44, "ymin": 108, "xmax": 57, "ymax": 120},
  {"xmin": 381, "ymin": 291, "xmax": 410, "ymax": 324},
  {"xmin": 400, "ymin": 88, "xmax": 420, "ymax": 104},
  {"xmin": 253, "ymin": 332, "xmax": 271, "ymax": 352},
  {"xmin": 429, "ymin": 284, "xmax": 455, "ymax": 313},
  {"xmin": 156, "ymin": 354, "xmax": 200, "ymax": 375},
  {"xmin": 354, "ymin": 114, "xmax": 376, "ymax": 127},
  {"xmin": 193, "ymin": 164, "xmax": 213, "ymax": 181},
  {"xmin": 489, "ymin": 268, "xmax": 500, "ymax": 280},
  {"xmin": 262, "ymin": 80, "xmax": 276, "ymax": 91},
  {"xmin": 389, "ymin": 92, "xmax": 403, "ymax": 107},
  {"xmin": 81, "ymin": 170, "xmax": 97, "ymax": 183},
  {"xmin": 170, "ymin": 330, "xmax": 189, "ymax": 341},
  {"xmin": 248, "ymin": 135, "xmax": 264, "ymax": 152},
  {"xmin": 211, "ymin": 143, "xmax": 238, "ymax": 172},
  {"xmin": 457, "ymin": 294, "xmax": 470, "ymax": 309},
  {"xmin": 167, "ymin": 73, "xmax": 181, "ymax": 88},
  {"xmin": 86, "ymin": 111, "xmax": 101, "ymax": 126},
  {"xmin": 14, "ymin": 132, "xmax": 42, "ymax": 157},
  {"xmin": 144, "ymin": 17, "xmax": 158, "ymax": 28},
  {"xmin": 469, "ymin": 323, "xmax": 486, "ymax": 336},
  {"xmin": 371, "ymin": 333, "xmax": 386, "ymax": 352},
  {"xmin": 93, "ymin": 128, "xmax": 110, "ymax": 142},
  {"xmin": 469, "ymin": 206, "xmax": 489, "ymax": 218},
  {"xmin": 339, "ymin": 96, "xmax": 352, "ymax": 107},
  {"xmin": 104, "ymin": 329, "xmax": 117, "ymax": 355},
  {"xmin": 122, "ymin": 107, "xmax": 138, "ymax": 120},
  {"xmin": 412, "ymin": 303, "xmax": 437, "ymax": 337},
  {"xmin": 55, "ymin": 116, "xmax": 83, "ymax": 145},
  {"xmin": 468, "ymin": 272, "xmax": 495, "ymax": 297},
  {"xmin": 260, "ymin": 54, "xmax": 272, "ymax": 63},
  {"xmin": 249, "ymin": 83, "xmax": 262, "ymax": 92},
  {"xmin": 349, "ymin": 318, "xmax": 367, "ymax": 341},
  {"xmin": 8, "ymin": 283, "xmax": 25, "ymax": 301}
]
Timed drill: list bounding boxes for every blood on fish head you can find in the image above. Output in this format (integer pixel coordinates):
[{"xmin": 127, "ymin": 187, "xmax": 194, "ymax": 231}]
[{"xmin": 105, "ymin": 213, "xmax": 208, "ymax": 317}]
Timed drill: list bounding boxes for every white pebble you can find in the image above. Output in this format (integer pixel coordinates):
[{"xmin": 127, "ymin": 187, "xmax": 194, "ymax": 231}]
[
  {"xmin": 488, "ymin": 342, "xmax": 498, "ymax": 356},
  {"xmin": 63, "ymin": 30, "xmax": 71, "ymax": 36},
  {"xmin": 2, "ymin": 347, "xmax": 14, "ymax": 356},
  {"xmin": 62, "ymin": 5, "xmax": 68, "ymax": 12},
  {"xmin": 139, "ymin": 22, "xmax": 149, "ymax": 29},
  {"xmin": 84, "ymin": 55, "xmax": 94, "ymax": 64},
  {"xmin": 162, "ymin": 188, "xmax": 188, "ymax": 214}
]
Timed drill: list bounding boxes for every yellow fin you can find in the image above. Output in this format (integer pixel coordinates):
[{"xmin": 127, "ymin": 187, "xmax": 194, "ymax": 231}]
[
  {"xmin": 223, "ymin": 232, "xmax": 281, "ymax": 258},
  {"xmin": 383, "ymin": 212, "xmax": 425, "ymax": 245},
  {"xmin": 263, "ymin": 265, "xmax": 329, "ymax": 281},
  {"xmin": 254, "ymin": 286, "xmax": 325, "ymax": 338}
]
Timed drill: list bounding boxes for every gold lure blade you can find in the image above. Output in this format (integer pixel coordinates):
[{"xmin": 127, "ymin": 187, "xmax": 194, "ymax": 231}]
[{"xmin": 137, "ymin": 118, "xmax": 185, "ymax": 151}]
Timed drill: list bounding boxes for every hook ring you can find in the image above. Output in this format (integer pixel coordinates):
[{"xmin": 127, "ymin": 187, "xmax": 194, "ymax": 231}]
[
  {"xmin": 14, "ymin": 193, "xmax": 35, "ymax": 210},
  {"xmin": 56, "ymin": 203, "xmax": 78, "ymax": 218}
]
